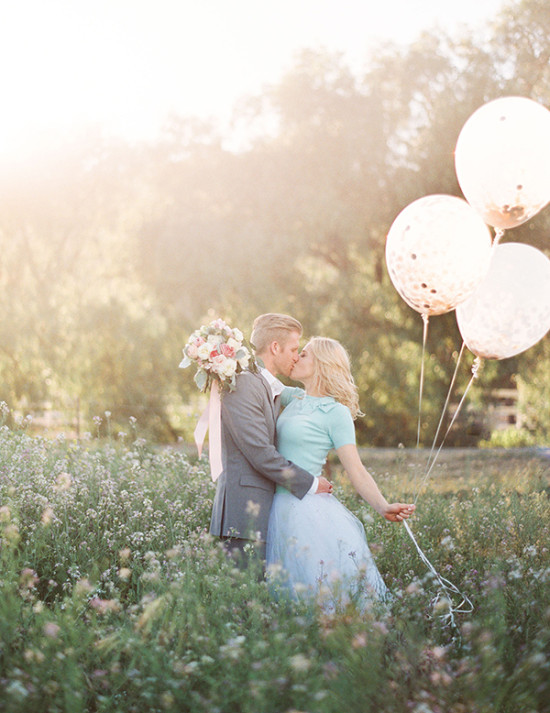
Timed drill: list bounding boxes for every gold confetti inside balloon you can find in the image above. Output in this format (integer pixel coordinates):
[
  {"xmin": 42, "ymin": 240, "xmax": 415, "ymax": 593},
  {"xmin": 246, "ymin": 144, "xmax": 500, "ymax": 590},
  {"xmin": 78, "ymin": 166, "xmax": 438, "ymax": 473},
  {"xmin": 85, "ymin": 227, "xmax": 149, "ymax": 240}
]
[
  {"xmin": 386, "ymin": 195, "xmax": 493, "ymax": 316},
  {"xmin": 455, "ymin": 97, "xmax": 550, "ymax": 230},
  {"xmin": 456, "ymin": 242, "xmax": 550, "ymax": 360}
]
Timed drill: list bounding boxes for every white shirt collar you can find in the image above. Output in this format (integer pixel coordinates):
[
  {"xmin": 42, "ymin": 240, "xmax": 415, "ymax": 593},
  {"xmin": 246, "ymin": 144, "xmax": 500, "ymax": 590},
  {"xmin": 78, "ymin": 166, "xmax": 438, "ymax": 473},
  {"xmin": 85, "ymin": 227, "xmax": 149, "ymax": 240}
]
[{"xmin": 260, "ymin": 367, "xmax": 285, "ymax": 398}]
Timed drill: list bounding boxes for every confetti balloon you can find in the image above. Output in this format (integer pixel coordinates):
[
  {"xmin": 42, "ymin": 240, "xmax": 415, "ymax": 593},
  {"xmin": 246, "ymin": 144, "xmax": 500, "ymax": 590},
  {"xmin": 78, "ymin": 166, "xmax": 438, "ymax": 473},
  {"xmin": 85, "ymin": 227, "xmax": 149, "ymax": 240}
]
[
  {"xmin": 386, "ymin": 195, "xmax": 493, "ymax": 316},
  {"xmin": 456, "ymin": 242, "xmax": 550, "ymax": 360},
  {"xmin": 455, "ymin": 97, "xmax": 550, "ymax": 230}
]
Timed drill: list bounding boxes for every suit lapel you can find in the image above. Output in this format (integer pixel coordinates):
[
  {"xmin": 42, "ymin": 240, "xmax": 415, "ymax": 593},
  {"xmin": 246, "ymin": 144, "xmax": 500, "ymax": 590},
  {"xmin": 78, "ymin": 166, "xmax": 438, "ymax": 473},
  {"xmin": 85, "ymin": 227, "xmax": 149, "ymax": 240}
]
[{"xmin": 258, "ymin": 372, "xmax": 277, "ymax": 421}]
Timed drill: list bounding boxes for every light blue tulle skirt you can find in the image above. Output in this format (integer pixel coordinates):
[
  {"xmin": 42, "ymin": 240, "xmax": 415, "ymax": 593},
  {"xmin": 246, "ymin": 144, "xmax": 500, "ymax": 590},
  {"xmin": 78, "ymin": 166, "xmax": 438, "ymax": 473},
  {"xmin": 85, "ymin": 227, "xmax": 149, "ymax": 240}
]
[{"xmin": 266, "ymin": 491, "xmax": 389, "ymax": 611}]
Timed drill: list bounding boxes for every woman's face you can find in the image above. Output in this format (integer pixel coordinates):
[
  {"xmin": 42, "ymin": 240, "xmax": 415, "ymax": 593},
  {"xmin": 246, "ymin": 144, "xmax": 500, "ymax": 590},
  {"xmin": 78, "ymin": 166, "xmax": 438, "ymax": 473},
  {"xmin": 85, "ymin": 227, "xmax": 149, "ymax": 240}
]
[{"xmin": 290, "ymin": 343, "xmax": 316, "ymax": 382}]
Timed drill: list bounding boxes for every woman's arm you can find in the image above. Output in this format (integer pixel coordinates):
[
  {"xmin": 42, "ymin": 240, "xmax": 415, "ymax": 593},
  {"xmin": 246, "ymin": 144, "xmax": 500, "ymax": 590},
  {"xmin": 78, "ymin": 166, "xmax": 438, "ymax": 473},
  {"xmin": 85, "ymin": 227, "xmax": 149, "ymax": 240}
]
[{"xmin": 335, "ymin": 444, "xmax": 415, "ymax": 522}]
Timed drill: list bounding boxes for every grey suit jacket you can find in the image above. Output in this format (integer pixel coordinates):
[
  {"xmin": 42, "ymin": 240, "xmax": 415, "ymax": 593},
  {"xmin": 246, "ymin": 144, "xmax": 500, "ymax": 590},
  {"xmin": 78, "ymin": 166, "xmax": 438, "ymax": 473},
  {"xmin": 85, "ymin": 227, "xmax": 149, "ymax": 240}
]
[{"xmin": 209, "ymin": 370, "xmax": 314, "ymax": 542}]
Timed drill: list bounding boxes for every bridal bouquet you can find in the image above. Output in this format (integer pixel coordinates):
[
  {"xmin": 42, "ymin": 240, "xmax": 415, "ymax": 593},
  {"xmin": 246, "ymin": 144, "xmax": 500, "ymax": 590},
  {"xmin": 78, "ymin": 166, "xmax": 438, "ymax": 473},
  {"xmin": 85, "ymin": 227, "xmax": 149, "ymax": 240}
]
[{"xmin": 179, "ymin": 318, "xmax": 256, "ymax": 393}]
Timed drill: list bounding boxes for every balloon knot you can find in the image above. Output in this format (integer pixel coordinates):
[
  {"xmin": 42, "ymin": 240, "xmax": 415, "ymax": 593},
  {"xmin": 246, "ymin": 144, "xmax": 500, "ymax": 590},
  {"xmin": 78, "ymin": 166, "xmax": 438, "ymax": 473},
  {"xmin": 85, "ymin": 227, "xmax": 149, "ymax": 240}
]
[
  {"xmin": 493, "ymin": 228, "xmax": 505, "ymax": 246},
  {"xmin": 471, "ymin": 357, "xmax": 483, "ymax": 379}
]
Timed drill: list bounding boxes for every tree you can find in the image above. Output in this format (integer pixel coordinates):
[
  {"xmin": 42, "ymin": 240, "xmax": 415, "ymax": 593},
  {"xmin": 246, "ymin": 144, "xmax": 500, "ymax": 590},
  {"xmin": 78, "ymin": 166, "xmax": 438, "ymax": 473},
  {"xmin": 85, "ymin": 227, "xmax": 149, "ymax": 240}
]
[{"xmin": 1, "ymin": 0, "xmax": 548, "ymax": 444}]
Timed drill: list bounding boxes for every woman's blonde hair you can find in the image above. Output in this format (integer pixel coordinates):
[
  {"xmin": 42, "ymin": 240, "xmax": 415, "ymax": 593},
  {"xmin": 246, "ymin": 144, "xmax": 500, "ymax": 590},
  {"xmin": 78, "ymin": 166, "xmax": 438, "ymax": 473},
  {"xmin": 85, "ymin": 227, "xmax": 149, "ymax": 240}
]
[
  {"xmin": 251, "ymin": 313, "xmax": 302, "ymax": 355},
  {"xmin": 307, "ymin": 337, "xmax": 363, "ymax": 419}
]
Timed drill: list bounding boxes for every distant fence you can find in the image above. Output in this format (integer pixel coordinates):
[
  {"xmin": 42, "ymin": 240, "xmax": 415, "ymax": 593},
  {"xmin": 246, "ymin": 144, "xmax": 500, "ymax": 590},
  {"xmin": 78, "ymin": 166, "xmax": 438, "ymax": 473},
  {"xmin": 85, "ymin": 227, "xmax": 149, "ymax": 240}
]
[
  {"xmin": 449, "ymin": 388, "xmax": 522, "ymax": 435},
  {"xmin": 7, "ymin": 397, "xmax": 203, "ymax": 442},
  {"xmin": 9, "ymin": 400, "xmax": 83, "ymax": 438},
  {"xmin": 10, "ymin": 389, "xmax": 523, "ymax": 442},
  {"xmin": 485, "ymin": 389, "xmax": 523, "ymax": 431}
]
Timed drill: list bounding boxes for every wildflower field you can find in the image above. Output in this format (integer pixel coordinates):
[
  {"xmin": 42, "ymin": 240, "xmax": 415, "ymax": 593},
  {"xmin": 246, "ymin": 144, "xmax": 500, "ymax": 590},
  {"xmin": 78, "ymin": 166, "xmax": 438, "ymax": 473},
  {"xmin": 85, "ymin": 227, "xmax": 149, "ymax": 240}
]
[{"xmin": 0, "ymin": 425, "xmax": 549, "ymax": 713}]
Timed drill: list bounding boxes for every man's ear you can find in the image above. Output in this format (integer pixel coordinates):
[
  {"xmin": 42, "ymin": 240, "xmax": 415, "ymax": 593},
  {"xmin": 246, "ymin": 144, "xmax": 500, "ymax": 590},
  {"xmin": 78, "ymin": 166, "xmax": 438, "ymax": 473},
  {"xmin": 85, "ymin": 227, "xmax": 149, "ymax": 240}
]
[{"xmin": 269, "ymin": 340, "xmax": 280, "ymax": 355}]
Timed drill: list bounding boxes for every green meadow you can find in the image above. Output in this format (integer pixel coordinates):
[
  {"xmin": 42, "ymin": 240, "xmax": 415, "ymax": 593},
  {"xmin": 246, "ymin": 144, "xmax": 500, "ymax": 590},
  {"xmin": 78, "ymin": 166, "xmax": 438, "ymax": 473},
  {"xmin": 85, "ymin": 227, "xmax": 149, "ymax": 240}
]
[{"xmin": 1, "ymin": 426, "xmax": 548, "ymax": 713}]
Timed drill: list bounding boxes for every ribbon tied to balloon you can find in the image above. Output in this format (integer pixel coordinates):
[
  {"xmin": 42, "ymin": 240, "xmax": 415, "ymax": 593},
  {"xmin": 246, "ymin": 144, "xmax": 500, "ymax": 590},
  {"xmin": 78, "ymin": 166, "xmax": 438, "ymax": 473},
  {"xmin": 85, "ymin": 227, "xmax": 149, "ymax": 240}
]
[{"xmin": 384, "ymin": 95, "xmax": 550, "ymax": 634}]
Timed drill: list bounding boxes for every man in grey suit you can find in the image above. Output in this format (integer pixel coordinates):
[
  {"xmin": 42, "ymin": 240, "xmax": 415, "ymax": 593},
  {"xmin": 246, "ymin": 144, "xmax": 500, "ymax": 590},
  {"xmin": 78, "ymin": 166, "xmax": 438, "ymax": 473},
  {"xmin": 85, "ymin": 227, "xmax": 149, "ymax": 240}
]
[{"xmin": 209, "ymin": 313, "xmax": 332, "ymax": 565}]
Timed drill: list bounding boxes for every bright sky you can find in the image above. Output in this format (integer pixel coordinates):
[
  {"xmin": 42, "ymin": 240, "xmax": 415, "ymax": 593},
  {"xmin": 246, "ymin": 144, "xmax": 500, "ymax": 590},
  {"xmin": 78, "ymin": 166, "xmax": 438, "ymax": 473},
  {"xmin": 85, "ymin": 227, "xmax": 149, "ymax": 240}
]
[{"xmin": 0, "ymin": 0, "xmax": 506, "ymax": 157}]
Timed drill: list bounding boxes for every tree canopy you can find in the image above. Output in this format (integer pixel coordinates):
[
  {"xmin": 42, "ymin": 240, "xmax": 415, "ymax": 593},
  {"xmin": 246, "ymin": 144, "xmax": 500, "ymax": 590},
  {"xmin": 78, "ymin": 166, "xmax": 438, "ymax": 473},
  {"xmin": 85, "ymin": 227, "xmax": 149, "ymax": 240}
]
[{"xmin": 1, "ymin": 0, "xmax": 549, "ymax": 444}]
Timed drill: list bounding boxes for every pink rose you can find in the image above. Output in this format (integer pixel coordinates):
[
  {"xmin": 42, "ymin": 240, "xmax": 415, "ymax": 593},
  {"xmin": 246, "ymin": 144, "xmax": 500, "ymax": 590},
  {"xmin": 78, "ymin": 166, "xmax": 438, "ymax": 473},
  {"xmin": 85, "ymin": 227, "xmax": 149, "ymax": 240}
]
[
  {"xmin": 220, "ymin": 343, "xmax": 236, "ymax": 359},
  {"xmin": 210, "ymin": 354, "xmax": 226, "ymax": 373}
]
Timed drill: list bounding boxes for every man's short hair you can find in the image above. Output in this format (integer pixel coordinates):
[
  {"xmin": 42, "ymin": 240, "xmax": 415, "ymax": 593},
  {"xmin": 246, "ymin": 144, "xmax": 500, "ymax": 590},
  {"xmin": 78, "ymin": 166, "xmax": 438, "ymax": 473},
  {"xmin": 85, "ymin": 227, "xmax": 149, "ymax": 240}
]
[{"xmin": 251, "ymin": 313, "xmax": 302, "ymax": 354}]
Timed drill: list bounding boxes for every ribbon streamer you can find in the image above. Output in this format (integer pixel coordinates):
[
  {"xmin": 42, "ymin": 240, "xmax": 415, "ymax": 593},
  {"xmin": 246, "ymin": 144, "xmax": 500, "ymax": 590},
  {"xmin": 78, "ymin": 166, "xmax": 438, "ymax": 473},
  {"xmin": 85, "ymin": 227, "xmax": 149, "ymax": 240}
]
[
  {"xmin": 416, "ymin": 313, "xmax": 430, "ymax": 449},
  {"xmin": 403, "ymin": 520, "xmax": 474, "ymax": 633},
  {"xmin": 193, "ymin": 382, "xmax": 223, "ymax": 482},
  {"xmin": 424, "ymin": 341, "xmax": 466, "ymax": 476},
  {"xmin": 414, "ymin": 355, "xmax": 483, "ymax": 505}
]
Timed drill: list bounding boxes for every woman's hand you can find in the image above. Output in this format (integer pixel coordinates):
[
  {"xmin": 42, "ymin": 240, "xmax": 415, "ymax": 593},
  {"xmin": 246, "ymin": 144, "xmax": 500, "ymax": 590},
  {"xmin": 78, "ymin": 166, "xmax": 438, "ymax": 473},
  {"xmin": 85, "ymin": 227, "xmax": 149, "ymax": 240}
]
[{"xmin": 383, "ymin": 503, "xmax": 416, "ymax": 522}]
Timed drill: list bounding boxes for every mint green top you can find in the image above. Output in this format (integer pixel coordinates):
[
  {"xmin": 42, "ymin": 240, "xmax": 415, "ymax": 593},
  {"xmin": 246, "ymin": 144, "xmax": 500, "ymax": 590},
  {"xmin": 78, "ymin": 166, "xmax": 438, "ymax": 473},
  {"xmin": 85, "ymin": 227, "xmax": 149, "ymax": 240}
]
[{"xmin": 276, "ymin": 387, "xmax": 356, "ymax": 481}]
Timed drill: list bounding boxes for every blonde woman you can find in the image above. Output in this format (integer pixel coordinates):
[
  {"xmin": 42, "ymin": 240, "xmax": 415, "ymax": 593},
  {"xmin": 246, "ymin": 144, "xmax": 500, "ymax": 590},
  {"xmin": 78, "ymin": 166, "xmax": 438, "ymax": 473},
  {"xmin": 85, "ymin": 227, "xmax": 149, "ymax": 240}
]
[{"xmin": 266, "ymin": 337, "xmax": 415, "ymax": 608}]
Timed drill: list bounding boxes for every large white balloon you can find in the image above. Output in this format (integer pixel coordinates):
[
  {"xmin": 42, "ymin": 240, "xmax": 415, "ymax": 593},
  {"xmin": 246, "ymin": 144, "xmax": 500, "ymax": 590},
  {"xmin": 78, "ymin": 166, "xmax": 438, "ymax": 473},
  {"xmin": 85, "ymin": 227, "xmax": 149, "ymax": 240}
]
[
  {"xmin": 385, "ymin": 195, "xmax": 493, "ymax": 316},
  {"xmin": 456, "ymin": 242, "xmax": 550, "ymax": 360},
  {"xmin": 455, "ymin": 97, "xmax": 550, "ymax": 230}
]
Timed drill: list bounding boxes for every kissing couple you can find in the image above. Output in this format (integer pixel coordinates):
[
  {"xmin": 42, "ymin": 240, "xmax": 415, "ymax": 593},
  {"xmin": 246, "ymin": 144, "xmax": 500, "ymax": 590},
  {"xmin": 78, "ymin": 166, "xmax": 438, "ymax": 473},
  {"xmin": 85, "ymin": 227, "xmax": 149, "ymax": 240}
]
[{"xmin": 209, "ymin": 313, "xmax": 415, "ymax": 608}]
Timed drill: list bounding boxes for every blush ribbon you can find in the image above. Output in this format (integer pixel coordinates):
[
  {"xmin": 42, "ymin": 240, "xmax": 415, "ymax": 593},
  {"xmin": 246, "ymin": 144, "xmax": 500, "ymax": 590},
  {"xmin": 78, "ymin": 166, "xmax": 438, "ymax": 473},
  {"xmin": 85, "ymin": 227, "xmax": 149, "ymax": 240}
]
[{"xmin": 193, "ymin": 382, "xmax": 223, "ymax": 482}]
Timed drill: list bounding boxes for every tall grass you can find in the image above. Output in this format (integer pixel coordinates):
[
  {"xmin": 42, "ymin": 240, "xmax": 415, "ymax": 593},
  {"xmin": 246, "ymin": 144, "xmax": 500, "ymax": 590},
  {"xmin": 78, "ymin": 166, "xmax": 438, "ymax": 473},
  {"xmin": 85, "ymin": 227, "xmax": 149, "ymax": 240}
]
[{"xmin": 0, "ymin": 426, "xmax": 549, "ymax": 713}]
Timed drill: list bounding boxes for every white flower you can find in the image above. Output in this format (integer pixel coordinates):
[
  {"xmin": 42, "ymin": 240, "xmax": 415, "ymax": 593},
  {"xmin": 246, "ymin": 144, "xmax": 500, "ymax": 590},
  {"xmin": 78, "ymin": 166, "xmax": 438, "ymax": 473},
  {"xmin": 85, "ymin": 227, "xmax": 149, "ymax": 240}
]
[
  {"xmin": 186, "ymin": 343, "xmax": 199, "ymax": 359},
  {"xmin": 41, "ymin": 507, "xmax": 54, "ymax": 525},
  {"xmin": 226, "ymin": 337, "xmax": 241, "ymax": 351},
  {"xmin": 210, "ymin": 355, "xmax": 226, "ymax": 374},
  {"xmin": 43, "ymin": 622, "xmax": 61, "ymax": 639},
  {"xmin": 289, "ymin": 653, "xmax": 311, "ymax": 672},
  {"xmin": 245, "ymin": 499, "xmax": 261, "ymax": 517},
  {"xmin": 433, "ymin": 596, "xmax": 451, "ymax": 614},
  {"xmin": 197, "ymin": 343, "xmax": 211, "ymax": 360},
  {"xmin": 54, "ymin": 472, "xmax": 72, "ymax": 492},
  {"xmin": 180, "ymin": 318, "xmax": 253, "ymax": 393},
  {"xmin": 220, "ymin": 359, "xmax": 237, "ymax": 378},
  {"xmin": 237, "ymin": 353, "xmax": 250, "ymax": 369}
]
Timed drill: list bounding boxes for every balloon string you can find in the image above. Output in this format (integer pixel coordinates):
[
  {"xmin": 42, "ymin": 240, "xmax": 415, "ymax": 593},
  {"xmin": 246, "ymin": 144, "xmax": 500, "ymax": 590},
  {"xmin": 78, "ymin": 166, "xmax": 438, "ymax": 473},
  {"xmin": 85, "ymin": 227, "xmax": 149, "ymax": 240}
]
[
  {"xmin": 416, "ymin": 314, "xmax": 430, "ymax": 449},
  {"xmin": 493, "ymin": 228, "xmax": 505, "ymax": 246},
  {"xmin": 414, "ymin": 356, "xmax": 483, "ymax": 505},
  {"xmin": 403, "ymin": 520, "xmax": 474, "ymax": 635},
  {"xmin": 425, "ymin": 342, "xmax": 466, "ymax": 475}
]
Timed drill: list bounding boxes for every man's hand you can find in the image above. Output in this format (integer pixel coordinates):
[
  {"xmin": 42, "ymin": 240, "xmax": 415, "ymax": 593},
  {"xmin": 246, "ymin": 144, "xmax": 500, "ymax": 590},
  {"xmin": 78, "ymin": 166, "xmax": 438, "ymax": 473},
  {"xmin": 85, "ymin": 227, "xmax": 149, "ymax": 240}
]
[{"xmin": 316, "ymin": 476, "xmax": 333, "ymax": 494}]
